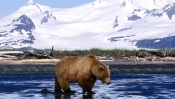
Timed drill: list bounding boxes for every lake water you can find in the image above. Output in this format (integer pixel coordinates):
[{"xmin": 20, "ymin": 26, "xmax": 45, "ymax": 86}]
[{"xmin": 0, "ymin": 74, "xmax": 175, "ymax": 99}]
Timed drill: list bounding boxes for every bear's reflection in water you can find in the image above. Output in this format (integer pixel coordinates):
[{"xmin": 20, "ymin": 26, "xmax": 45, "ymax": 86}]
[
  {"xmin": 41, "ymin": 88, "xmax": 94, "ymax": 99},
  {"xmin": 55, "ymin": 94, "xmax": 93, "ymax": 99}
]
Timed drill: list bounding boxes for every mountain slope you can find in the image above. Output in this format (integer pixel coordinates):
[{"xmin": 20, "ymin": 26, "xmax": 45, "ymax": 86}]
[
  {"xmin": 1, "ymin": 0, "xmax": 175, "ymax": 50},
  {"xmin": 0, "ymin": 14, "xmax": 35, "ymax": 49}
]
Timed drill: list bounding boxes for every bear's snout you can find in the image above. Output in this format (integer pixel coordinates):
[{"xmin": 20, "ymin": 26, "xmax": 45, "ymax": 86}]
[{"xmin": 106, "ymin": 81, "xmax": 111, "ymax": 85}]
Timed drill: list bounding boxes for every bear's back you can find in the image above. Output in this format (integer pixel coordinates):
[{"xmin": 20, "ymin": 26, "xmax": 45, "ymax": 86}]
[
  {"xmin": 56, "ymin": 55, "xmax": 97, "ymax": 75},
  {"xmin": 57, "ymin": 55, "xmax": 97, "ymax": 68}
]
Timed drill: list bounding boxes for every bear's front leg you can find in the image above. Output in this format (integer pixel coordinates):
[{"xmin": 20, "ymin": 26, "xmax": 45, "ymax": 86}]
[
  {"xmin": 78, "ymin": 76, "xmax": 96, "ymax": 94},
  {"xmin": 86, "ymin": 76, "xmax": 96, "ymax": 94}
]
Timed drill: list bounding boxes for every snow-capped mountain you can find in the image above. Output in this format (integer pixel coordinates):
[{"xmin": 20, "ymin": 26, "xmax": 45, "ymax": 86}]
[
  {"xmin": 1, "ymin": 0, "xmax": 175, "ymax": 50},
  {"xmin": 0, "ymin": 14, "xmax": 35, "ymax": 49}
]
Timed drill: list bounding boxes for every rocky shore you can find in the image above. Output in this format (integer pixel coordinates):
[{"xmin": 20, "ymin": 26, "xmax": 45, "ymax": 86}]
[{"xmin": 0, "ymin": 61, "xmax": 175, "ymax": 74}]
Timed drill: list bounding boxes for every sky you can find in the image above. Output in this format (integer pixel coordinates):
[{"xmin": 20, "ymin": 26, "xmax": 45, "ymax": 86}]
[{"xmin": 0, "ymin": 0, "xmax": 94, "ymax": 19}]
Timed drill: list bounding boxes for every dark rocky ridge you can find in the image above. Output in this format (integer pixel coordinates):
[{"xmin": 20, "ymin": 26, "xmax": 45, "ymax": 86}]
[{"xmin": 136, "ymin": 36, "xmax": 175, "ymax": 49}]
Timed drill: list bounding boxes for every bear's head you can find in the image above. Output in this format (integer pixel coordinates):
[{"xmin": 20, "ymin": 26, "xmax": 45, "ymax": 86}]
[{"xmin": 92, "ymin": 63, "xmax": 111, "ymax": 85}]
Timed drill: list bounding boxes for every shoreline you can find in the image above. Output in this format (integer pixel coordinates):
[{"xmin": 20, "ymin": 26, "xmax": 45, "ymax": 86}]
[{"xmin": 0, "ymin": 61, "xmax": 175, "ymax": 74}]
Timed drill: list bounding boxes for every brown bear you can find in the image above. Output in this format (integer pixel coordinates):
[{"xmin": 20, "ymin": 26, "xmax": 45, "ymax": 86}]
[{"xmin": 54, "ymin": 55, "xmax": 111, "ymax": 94}]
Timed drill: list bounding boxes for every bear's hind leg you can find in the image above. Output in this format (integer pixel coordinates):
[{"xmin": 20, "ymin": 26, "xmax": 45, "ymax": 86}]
[
  {"xmin": 54, "ymin": 76, "xmax": 61, "ymax": 93},
  {"xmin": 59, "ymin": 79, "xmax": 72, "ymax": 93}
]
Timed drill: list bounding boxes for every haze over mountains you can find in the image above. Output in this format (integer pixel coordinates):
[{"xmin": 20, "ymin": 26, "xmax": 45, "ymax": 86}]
[{"xmin": 0, "ymin": 0, "xmax": 175, "ymax": 50}]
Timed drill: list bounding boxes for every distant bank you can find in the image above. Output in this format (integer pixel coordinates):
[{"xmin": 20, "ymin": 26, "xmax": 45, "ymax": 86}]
[{"xmin": 0, "ymin": 61, "xmax": 175, "ymax": 74}]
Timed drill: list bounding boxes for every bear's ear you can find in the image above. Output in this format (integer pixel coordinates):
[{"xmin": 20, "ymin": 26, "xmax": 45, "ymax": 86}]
[{"xmin": 99, "ymin": 65, "xmax": 104, "ymax": 71}]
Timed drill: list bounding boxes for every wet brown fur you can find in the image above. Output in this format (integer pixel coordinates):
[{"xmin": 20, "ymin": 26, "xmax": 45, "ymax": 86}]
[{"xmin": 55, "ymin": 55, "xmax": 111, "ymax": 93}]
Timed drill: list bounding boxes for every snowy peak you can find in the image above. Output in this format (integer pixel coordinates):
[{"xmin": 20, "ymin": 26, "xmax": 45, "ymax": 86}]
[
  {"xmin": 41, "ymin": 10, "xmax": 56, "ymax": 24},
  {"xmin": 0, "ymin": 14, "xmax": 35, "ymax": 49},
  {"xmin": 150, "ymin": 2, "xmax": 175, "ymax": 20},
  {"xmin": 19, "ymin": 0, "xmax": 56, "ymax": 25},
  {"xmin": 11, "ymin": 14, "xmax": 35, "ymax": 33},
  {"xmin": 22, "ymin": 0, "xmax": 42, "ymax": 13},
  {"xmin": 23, "ymin": 0, "xmax": 37, "ymax": 8},
  {"xmin": 28, "ymin": 0, "xmax": 34, "ymax": 3},
  {"xmin": 163, "ymin": 2, "xmax": 175, "ymax": 19},
  {"xmin": 25, "ymin": 0, "xmax": 35, "ymax": 5}
]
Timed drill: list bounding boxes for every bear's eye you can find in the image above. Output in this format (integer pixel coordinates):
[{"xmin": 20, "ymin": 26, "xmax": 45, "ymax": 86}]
[{"xmin": 106, "ymin": 75, "xmax": 109, "ymax": 77}]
